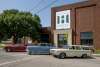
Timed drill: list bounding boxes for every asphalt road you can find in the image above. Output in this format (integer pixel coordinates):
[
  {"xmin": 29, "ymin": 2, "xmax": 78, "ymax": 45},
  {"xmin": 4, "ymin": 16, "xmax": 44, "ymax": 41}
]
[
  {"xmin": 0, "ymin": 48, "xmax": 28, "ymax": 64},
  {"xmin": 0, "ymin": 48, "xmax": 100, "ymax": 67}
]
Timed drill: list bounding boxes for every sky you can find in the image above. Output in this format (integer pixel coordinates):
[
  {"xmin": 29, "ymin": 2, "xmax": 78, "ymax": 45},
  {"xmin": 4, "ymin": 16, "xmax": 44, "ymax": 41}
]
[{"xmin": 0, "ymin": 0, "xmax": 86, "ymax": 27}]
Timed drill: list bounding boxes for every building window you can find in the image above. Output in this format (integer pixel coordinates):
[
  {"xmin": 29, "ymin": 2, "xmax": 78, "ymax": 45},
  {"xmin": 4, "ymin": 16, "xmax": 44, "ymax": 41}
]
[
  {"xmin": 66, "ymin": 15, "xmax": 69, "ymax": 23},
  {"xmin": 61, "ymin": 15, "xmax": 64, "ymax": 23},
  {"xmin": 57, "ymin": 16, "xmax": 60, "ymax": 24},
  {"xmin": 80, "ymin": 32, "xmax": 93, "ymax": 45}
]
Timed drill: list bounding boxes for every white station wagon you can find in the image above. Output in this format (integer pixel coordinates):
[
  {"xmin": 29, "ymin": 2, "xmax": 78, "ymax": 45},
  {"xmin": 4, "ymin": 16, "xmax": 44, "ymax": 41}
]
[{"xmin": 50, "ymin": 45, "xmax": 94, "ymax": 59}]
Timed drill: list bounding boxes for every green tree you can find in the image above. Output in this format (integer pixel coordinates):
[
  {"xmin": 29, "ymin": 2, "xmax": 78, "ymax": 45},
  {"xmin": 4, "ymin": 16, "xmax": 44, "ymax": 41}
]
[{"xmin": 0, "ymin": 9, "xmax": 41, "ymax": 44}]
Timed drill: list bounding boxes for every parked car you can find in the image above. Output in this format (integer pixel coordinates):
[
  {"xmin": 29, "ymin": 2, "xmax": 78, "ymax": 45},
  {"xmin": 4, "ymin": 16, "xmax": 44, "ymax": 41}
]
[
  {"xmin": 4, "ymin": 44, "xmax": 27, "ymax": 52},
  {"xmin": 27, "ymin": 43, "xmax": 55, "ymax": 55},
  {"xmin": 50, "ymin": 45, "xmax": 93, "ymax": 59}
]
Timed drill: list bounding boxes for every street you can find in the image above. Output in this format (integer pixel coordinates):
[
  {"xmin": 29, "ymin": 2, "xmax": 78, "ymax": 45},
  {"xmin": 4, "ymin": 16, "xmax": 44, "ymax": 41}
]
[
  {"xmin": 0, "ymin": 48, "xmax": 100, "ymax": 67},
  {"xmin": 0, "ymin": 48, "xmax": 29, "ymax": 64}
]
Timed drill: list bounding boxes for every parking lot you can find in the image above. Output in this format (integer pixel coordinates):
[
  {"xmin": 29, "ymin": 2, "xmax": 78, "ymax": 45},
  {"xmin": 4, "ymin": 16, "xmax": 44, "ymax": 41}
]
[
  {"xmin": 0, "ymin": 48, "xmax": 100, "ymax": 67},
  {"xmin": 0, "ymin": 48, "xmax": 29, "ymax": 64}
]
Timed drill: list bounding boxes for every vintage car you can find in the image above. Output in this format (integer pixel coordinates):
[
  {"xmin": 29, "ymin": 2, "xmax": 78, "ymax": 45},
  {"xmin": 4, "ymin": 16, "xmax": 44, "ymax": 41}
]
[
  {"xmin": 4, "ymin": 44, "xmax": 27, "ymax": 52},
  {"xmin": 50, "ymin": 45, "xmax": 93, "ymax": 59},
  {"xmin": 27, "ymin": 43, "xmax": 55, "ymax": 55}
]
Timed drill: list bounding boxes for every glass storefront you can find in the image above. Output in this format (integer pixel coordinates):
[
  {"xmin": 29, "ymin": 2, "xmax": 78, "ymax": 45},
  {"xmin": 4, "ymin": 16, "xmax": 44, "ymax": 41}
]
[
  {"xmin": 57, "ymin": 34, "xmax": 68, "ymax": 47},
  {"xmin": 80, "ymin": 32, "xmax": 93, "ymax": 45}
]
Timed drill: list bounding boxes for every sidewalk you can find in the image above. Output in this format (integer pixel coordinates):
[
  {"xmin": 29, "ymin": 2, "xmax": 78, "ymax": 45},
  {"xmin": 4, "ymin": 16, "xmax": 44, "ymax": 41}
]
[{"xmin": 93, "ymin": 54, "xmax": 100, "ymax": 57}]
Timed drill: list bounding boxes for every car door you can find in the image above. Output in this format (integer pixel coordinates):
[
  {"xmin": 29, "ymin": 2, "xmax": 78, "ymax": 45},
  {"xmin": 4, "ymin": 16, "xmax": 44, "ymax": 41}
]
[
  {"xmin": 66, "ymin": 46, "xmax": 75, "ymax": 57},
  {"xmin": 67, "ymin": 46, "xmax": 78, "ymax": 57},
  {"xmin": 17, "ymin": 46, "xmax": 26, "ymax": 52},
  {"xmin": 40, "ymin": 43, "xmax": 50, "ymax": 54},
  {"xmin": 68, "ymin": 46, "xmax": 82, "ymax": 57}
]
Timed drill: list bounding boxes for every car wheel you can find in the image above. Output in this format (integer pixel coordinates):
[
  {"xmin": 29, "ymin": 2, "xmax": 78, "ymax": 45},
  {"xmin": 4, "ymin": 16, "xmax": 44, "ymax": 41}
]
[
  {"xmin": 7, "ymin": 49, "xmax": 11, "ymax": 52},
  {"xmin": 59, "ymin": 53, "xmax": 66, "ymax": 59},
  {"xmin": 81, "ymin": 54, "xmax": 87, "ymax": 58}
]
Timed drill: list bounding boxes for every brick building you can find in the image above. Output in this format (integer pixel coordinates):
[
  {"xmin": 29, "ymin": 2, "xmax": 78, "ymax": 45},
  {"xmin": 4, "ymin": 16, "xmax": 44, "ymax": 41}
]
[
  {"xmin": 40, "ymin": 27, "xmax": 51, "ymax": 43},
  {"xmin": 51, "ymin": 0, "xmax": 100, "ymax": 49}
]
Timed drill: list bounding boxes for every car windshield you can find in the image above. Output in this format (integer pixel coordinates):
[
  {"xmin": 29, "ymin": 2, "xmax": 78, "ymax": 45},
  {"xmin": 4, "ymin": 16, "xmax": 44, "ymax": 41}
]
[
  {"xmin": 39, "ymin": 43, "xmax": 53, "ymax": 46},
  {"xmin": 40, "ymin": 43, "xmax": 47, "ymax": 46}
]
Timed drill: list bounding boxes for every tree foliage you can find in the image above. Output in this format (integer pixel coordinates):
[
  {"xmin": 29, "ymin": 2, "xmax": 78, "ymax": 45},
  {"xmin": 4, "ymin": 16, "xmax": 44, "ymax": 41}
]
[{"xmin": 0, "ymin": 9, "xmax": 41, "ymax": 43}]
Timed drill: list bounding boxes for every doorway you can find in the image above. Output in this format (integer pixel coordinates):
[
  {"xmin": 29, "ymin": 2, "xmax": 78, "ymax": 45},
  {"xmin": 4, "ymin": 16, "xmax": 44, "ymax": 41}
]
[{"xmin": 57, "ymin": 34, "xmax": 68, "ymax": 47}]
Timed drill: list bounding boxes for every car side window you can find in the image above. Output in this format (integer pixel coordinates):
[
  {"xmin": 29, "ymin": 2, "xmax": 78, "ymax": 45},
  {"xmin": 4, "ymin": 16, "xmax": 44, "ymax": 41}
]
[
  {"xmin": 69, "ymin": 46, "xmax": 75, "ymax": 50},
  {"xmin": 72, "ymin": 46, "xmax": 75, "ymax": 50},
  {"xmin": 75, "ymin": 46, "xmax": 81, "ymax": 50},
  {"xmin": 47, "ymin": 44, "xmax": 53, "ymax": 46},
  {"xmin": 69, "ymin": 46, "xmax": 81, "ymax": 50},
  {"xmin": 82, "ymin": 47, "xmax": 89, "ymax": 50}
]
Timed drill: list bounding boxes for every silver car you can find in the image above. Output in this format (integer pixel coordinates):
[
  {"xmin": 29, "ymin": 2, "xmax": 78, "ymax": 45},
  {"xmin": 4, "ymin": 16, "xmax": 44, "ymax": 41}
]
[{"xmin": 50, "ymin": 45, "xmax": 93, "ymax": 59}]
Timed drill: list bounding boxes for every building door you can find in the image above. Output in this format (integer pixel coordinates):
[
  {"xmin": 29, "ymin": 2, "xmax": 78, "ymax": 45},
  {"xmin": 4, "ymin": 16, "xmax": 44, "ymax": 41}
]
[{"xmin": 57, "ymin": 34, "xmax": 68, "ymax": 47}]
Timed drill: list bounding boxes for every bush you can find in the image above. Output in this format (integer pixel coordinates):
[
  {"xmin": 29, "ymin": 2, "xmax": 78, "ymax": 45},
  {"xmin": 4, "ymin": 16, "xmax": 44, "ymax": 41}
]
[
  {"xmin": 0, "ymin": 43, "xmax": 5, "ymax": 48},
  {"xmin": 94, "ymin": 50, "xmax": 100, "ymax": 54}
]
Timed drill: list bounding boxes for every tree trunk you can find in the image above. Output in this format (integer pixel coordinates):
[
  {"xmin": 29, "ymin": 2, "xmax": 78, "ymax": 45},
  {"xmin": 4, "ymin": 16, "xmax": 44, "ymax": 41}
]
[{"xmin": 13, "ymin": 34, "xmax": 18, "ymax": 44}]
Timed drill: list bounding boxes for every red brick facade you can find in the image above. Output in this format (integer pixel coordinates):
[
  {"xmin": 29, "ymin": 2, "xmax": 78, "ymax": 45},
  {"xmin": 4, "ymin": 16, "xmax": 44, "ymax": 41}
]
[{"xmin": 51, "ymin": 0, "xmax": 100, "ymax": 49}]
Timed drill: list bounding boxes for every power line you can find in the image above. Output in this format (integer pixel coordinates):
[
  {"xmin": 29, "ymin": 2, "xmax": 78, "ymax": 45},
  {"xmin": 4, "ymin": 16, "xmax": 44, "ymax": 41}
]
[
  {"xmin": 29, "ymin": 0, "xmax": 45, "ymax": 12},
  {"xmin": 36, "ymin": 0, "xmax": 57, "ymax": 13},
  {"xmin": 30, "ymin": 0, "xmax": 58, "ymax": 14}
]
